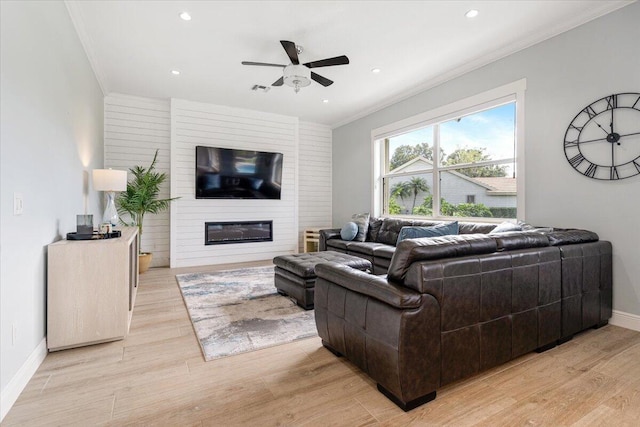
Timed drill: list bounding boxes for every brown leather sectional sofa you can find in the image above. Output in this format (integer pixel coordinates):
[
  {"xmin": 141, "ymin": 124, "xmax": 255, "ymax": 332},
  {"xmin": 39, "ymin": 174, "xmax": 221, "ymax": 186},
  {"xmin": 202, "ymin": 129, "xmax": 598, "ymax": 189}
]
[
  {"xmin": 320, "ymin": 218, "xmax": 500, "ymax": 274},
  {"xmin": 316, "ymin": 218, "xmax": 612, "ymax": 410}
]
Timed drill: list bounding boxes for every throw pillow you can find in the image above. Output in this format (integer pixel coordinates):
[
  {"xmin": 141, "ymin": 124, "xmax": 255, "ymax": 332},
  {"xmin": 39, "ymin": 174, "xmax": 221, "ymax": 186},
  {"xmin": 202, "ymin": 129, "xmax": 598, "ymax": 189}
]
[
  {"xmin": 396, "ymin": 221, "xmax": 459, "ymax": 244},
  {"xmin": 340, "ymin": 222, "xmax": 358, "ymax": 241},
  {"xmin": 489, "ymin": 221, "xmax": 522, "ymax": 234},
  {"xmin": 517, "ymin": 220, "xmax": 537, "ymax": 231},
  {"xmin": 351, "ymin": 212, "xmax": 370, "ymax": 242}
]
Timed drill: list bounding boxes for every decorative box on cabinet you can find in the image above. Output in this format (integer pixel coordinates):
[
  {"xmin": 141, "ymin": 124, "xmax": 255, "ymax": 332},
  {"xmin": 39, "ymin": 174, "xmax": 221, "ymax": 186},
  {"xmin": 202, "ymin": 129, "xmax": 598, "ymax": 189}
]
[{"xmin": 47, "ymin": 227, "xmax": 139, "ymax": 351}]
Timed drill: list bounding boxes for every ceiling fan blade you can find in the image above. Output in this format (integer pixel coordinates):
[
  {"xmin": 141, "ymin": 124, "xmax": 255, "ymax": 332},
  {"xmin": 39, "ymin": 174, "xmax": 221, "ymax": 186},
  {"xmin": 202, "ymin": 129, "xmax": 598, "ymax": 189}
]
[
  {"xmin": 280, "ymin": 40, "xmax": 299, "ymax": 65},
  {"xmin": 272, "ymin": 76, "xmax": 284, "ymax": 86},
  {"xmin": 304, "ymin": 55, "xmax": 349, "ymax": 68},
  {"xmin": 311, "ymin": 72, "xmax": 333, "ymax": 87},
  {"xmin": 241, "ymin": 61, "xmax": 286, "ymax": 68}
]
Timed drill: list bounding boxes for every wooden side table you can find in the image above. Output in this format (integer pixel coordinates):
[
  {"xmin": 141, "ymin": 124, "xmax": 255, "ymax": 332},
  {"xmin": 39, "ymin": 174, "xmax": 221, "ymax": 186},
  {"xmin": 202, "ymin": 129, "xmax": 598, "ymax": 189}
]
[{"xmin": 303, "ymin": 228, "xmax": 322, "ymax": 253}]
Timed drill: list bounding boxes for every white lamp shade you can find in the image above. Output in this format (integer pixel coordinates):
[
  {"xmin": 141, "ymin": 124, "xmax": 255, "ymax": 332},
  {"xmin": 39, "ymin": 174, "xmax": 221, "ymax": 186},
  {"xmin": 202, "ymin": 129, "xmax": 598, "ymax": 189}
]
[{"xmin": 92, "ymin": 169, "xmax": 127, "ymax": 192}]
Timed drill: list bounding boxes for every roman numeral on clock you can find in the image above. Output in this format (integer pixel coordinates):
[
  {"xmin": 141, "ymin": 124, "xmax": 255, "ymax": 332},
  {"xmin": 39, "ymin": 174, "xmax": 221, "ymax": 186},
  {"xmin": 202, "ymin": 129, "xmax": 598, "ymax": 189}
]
[
  {"xmin": 564, "ymin": 139, "xmax": 578, "ymax": 147},
  {"xmin": 583, "ymin": 105, "xmax": 598, "ymax": 119},
  {"xmin": 569, "ymin": 153, "xmax": 585, "ymax": 168},
  {"xmin": 585, "ymin": 163, "xmax": 597, "ymax": 178},
  {"xmin": 610, "ymin": 166, "xmax": 620, "ymax": 180},
  {"xmin": 606, "ymin": 94, "xmax": 618, "ymax": 110}
]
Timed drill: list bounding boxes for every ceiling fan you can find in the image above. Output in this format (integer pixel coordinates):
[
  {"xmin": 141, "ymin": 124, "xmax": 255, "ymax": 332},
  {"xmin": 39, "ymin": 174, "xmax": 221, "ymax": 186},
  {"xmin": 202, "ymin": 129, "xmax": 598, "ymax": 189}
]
[{"xmin": 242, "ymin": 40, "xmax": 349, "ymax": 93}]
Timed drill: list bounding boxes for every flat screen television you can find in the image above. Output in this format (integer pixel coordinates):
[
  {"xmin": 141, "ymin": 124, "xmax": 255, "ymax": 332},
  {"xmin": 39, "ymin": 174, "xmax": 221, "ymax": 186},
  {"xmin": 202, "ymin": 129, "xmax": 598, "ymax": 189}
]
[{"xmin": 195, "ymin": 146, "xmax": 283, "ymax": 199}]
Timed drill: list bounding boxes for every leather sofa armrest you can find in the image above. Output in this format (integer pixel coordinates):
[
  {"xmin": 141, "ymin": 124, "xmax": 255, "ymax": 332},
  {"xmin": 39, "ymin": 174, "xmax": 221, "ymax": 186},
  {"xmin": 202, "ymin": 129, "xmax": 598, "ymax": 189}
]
[
  {"xmin": 319, "ymin": 228, "xmax": 342, "ymax": 251},
  {"xmin": 315, "ymin": 262, "xmax": 422, "ymax": 309}
]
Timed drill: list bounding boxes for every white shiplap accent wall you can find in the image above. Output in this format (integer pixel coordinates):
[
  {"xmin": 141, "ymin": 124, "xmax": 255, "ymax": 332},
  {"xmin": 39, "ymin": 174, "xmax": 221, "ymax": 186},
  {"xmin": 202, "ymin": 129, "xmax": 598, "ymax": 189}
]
[
  {"xmin": 170, "ymin": 99, "xmax": 299, "ymax": 268},
  {"xmin": 298, "ymin": 122, "xmax": 332, "ymax": 250},
  {"xmin": 103, "ymin": 93, "xmax": 171, "ymax": 267}
]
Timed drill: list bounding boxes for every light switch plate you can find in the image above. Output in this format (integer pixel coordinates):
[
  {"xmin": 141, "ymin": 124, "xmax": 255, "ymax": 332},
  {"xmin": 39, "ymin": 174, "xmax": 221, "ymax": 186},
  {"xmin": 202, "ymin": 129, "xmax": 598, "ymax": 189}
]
[{"xmin": 14, "ymin": 193, "xmax": 23, "ymax": 215}]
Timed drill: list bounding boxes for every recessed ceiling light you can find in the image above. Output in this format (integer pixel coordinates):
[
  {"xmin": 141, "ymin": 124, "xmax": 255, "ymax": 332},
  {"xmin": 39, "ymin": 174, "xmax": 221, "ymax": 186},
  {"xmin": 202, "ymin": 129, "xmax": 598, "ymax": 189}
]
[
  {"xmin": 179, "ymin": 12, "xmax": 192, "ymax": 21},
  {"xmin": 465, "ymin": 9, "xmax": 479, "ymax": 18},
  {"xmin": 371, "ymin": 68, "xmax": 381, "ymax": 74},
  {"xmin": 171, "ymin": 70, "xmax": 180, "ymax": 75},
  {"xmin": 322, "ymin": 99, "xmax": 329, "ymax": 104}
]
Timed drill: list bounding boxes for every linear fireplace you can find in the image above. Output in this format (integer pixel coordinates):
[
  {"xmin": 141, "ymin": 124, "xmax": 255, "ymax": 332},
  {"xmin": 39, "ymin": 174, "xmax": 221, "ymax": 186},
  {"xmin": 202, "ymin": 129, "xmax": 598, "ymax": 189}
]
[{"xmin": 205, "ymin": 220, "xmax": 273, "ymax": 245}]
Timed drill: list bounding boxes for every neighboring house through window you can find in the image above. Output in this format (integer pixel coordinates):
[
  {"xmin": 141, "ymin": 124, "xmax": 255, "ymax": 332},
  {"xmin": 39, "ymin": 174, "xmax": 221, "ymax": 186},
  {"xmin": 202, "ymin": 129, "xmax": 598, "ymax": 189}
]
[{"xmin": 372, "ymin": 80, "xmax": 526, "ymax": 221}]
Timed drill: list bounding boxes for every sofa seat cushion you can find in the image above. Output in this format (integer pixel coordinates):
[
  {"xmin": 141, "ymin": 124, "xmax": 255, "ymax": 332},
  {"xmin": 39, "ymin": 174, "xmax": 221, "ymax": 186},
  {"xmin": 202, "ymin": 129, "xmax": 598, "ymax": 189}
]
[
  {"xmin": 387, "ymin": 234, "xmax": 498, "ymax": 282},
  {"xmin": 345, "ymin": 241, "xmax": 387, "ymax": 256},
  {"xmin": 373, "ymin": 245, "xmax": 396, "ymax": 260},
  {"xmin": 327, "ymin": 239, "xmax": 349, "ymax": 251}
]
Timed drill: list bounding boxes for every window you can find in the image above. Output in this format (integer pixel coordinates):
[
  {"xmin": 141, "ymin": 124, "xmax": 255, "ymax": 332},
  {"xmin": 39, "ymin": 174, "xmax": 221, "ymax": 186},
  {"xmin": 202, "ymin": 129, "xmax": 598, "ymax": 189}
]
[{"xmin": 372, "ymin": 80, "xmax": 525, "ymax": 221}]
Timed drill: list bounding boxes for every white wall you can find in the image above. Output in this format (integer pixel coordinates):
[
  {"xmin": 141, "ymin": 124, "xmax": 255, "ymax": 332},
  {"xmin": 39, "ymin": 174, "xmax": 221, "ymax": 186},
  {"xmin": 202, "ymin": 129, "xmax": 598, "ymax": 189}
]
[
  {"xmin": 0, "ymin": 0, "xmax": 104, "ymax": 418},
  {"xmin": 298, "ymin": 122, "xmax": 333, "ymax": 250},
  {"xmin": 170, "ymin": 99, "xmax": 299, "ymax": 267},
  {"xmin": 104, "ymin": 93, "xmax": 171, "ymax": 267},
  {"xmin": 332, "ymin": 3, "xmax": 640, "ymax": 315}
]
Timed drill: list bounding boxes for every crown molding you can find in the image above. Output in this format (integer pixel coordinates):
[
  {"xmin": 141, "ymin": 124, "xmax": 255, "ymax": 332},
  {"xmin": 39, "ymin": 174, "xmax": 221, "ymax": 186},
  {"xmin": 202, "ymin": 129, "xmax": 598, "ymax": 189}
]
[{"xmin": 331, "ymin": 1, "xmax": 634, "ymax": 129}]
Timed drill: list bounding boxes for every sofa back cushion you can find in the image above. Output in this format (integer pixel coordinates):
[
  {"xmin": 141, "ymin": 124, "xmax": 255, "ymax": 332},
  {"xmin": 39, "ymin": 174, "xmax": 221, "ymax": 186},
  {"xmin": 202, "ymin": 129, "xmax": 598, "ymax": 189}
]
[
  {"xmin": 396, "ymin": 221, "xmax": 459, "ymax": 244},
  {"xmin": 492, "ymin": 231, "xmax": 550, "ymax": 251},
  {"xmin": 387, "ymin": 234, "xmax": 497, "ymax": 283},
  {"xmin": 544, "ymin": 229, "xmax": 599, "ymax": 246},
  {"xmin": 367, "ymin": 217, "xmax": 384, "ymax": 242},
  {"xmin": 375, "ymin": 218, "xmax": 441, "ymax": 245},
  {"xmin": 458, "ymin": 222, "xmax": 498, "ymax": 234}
]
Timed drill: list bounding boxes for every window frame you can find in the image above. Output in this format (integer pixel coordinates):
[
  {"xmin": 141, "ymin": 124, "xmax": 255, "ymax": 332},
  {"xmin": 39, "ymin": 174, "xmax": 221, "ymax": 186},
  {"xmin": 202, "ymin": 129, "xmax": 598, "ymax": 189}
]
[{"xmin": 371, "ymin": 79, "xmax": 526, "ymax": 222}]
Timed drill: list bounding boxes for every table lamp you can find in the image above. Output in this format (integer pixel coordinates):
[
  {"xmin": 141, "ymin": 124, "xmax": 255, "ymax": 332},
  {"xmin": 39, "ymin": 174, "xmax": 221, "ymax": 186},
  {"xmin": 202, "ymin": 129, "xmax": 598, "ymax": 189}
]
[{"xmin": 92, "ymin": 168, "xmax": 127, "ymax": 226}]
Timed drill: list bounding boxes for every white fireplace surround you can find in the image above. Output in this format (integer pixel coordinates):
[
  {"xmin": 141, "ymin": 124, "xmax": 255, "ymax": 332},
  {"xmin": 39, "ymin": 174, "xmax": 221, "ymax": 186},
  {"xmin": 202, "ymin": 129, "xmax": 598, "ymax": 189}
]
[{"xmin": 104, "ymin": 94, "xmax": 332, "ymax": 269}]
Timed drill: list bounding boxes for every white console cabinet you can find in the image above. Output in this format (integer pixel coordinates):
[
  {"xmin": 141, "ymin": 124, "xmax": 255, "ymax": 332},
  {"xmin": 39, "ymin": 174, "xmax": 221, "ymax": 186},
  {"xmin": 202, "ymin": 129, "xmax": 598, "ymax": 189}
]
[{"xmin": 47, "ymin": 227, "xmax": 139, "ymax": 351}]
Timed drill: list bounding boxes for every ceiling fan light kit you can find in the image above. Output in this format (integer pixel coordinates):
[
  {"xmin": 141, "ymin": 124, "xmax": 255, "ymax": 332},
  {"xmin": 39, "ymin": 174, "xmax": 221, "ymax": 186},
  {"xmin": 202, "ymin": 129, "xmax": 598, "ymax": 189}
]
[
  {"xmin": 242, "ymin": 40, "xmax": 349, "ymax": 94},
  {"xmin": 283, "ymin": 64, "xmax": 311, "ymax": 93}
]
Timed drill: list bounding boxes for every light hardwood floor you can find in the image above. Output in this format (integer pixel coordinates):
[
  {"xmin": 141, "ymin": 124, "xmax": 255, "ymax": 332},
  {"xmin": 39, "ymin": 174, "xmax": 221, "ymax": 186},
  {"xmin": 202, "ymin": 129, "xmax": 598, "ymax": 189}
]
[{"xmin": 4, "ymin": 261, "xmax": 640, "ymax": 426}]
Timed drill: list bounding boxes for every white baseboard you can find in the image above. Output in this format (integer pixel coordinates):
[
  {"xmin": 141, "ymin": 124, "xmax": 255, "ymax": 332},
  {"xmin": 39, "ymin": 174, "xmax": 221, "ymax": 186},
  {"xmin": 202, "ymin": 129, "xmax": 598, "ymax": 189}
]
[
  {"xmin": 610, "ymin": 310, "xmax": 640, "ymax": 332},
  {"xmin": 0, "ymin": 338, "xmax": 47, "ymax": 422}
]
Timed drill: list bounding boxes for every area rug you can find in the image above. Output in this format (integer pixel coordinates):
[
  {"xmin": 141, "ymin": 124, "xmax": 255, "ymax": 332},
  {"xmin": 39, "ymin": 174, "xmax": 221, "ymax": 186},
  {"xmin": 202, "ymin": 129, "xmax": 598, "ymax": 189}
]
[{"xmin": 176, "ymin": 266, "xmax": 317, "ymax": 361}]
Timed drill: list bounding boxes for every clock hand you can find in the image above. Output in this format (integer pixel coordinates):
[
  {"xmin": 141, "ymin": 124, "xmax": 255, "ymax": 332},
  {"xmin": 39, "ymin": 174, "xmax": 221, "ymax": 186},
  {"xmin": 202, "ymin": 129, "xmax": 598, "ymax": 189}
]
[
  {"xmin": 594, "ymin": 121, "xmax": 611, "ymax": 136},
  {"xmin": 618, "ymin": 131, "xmax": 640, "ymax": 139},
  {"xmin": 611, "ymin": 105, "xmax": 614, "ymax": 134},
  {"xmin": 612, "ymin": 139, "xmax": 615, "ymax": 166},
  {"xmin": 576, "ymin": 136, "xmax": 609, "ymax": 144},
  {"xmin": 577, "ymin": 131, "xmax": 640, "ymax": 146}
]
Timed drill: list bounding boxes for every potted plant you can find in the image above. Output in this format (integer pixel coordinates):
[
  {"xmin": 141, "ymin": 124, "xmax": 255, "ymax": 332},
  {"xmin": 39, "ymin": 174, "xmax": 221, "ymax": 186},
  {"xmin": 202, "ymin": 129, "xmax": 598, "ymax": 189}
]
[{"xmin": 116, "ymin": 150, "xmax": 177, "ymax": 273}]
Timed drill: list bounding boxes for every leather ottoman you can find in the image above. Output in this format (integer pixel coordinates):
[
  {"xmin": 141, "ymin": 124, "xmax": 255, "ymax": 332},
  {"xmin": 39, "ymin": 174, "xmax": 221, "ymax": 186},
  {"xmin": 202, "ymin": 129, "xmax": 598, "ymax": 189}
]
[{"xmin": 273, "ymin": 252, "xmax": 372, "ymax": 309}]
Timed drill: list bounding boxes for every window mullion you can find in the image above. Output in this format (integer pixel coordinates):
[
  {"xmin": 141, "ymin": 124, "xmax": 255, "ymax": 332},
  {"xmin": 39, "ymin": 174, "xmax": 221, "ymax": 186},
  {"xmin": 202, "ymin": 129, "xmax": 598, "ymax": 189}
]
[{"xmin": 433, "ymin": 124, "xmax": 441, "ymax": 217}]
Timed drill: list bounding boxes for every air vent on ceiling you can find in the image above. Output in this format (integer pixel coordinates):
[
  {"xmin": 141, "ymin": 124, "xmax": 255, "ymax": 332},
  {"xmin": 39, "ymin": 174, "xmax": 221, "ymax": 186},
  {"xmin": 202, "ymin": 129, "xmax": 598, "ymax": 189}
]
[{"xmin": 251, "ymin": 85, "xmax": 270, "ymax": 93}]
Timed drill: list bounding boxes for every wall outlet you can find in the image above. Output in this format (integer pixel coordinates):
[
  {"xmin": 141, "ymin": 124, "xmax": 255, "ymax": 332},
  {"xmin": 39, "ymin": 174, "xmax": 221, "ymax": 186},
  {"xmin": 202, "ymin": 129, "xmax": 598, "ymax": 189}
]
[{"xmin": 13, "ymin": 193, "xmax": 23, "ymax": 215}]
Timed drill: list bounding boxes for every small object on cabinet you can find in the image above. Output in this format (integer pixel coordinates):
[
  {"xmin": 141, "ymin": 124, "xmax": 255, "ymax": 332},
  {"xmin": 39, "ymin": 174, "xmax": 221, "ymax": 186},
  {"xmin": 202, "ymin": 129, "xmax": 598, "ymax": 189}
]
[{"xmin": 76, "ymin": 214, "xmax": 93, "ymax": 234}]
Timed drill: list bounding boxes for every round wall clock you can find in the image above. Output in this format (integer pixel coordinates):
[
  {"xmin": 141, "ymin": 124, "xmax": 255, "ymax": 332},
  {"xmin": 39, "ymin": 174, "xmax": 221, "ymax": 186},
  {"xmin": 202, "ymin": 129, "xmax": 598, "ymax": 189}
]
[{"xmin": 564, "ymin": 92, "xmax": 640, "ymax": 180}]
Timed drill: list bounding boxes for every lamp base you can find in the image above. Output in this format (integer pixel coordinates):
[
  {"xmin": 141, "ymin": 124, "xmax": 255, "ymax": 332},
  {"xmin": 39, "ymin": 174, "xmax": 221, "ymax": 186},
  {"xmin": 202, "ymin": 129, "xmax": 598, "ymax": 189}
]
[{"xmin": 102, "ymin": 191, "xmax": 119, "ymax": 226}]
